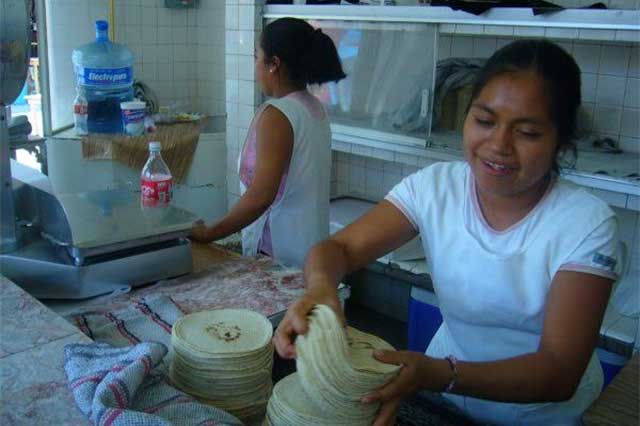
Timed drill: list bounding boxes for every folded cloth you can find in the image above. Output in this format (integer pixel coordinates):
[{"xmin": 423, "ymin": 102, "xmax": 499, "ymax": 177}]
[
  {"xmin": 67, "ymin": 295, "xmax": 183, "ymax": 373},
  {"xmin": 64, "ymin": 341, "xmax": 243, "ymax": 426}
]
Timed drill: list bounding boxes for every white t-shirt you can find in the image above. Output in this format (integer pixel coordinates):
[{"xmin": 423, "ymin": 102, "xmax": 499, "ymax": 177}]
[{"xmin": 386, "ymin": 161, "xmax": 620, "ymax": 426}]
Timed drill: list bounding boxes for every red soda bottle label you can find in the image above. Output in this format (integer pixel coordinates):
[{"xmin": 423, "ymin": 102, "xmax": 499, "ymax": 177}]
[
  {"xmin": 141, "ymin": 177, "xmax": 172, "ymax": 207},
  {"xmin": 74, "ymin": 103, "xmax": 87, "ymax": 114}
]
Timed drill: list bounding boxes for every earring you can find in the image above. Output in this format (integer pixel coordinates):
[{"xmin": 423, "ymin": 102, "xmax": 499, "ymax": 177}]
[{"xmin": 269, "ymin": 68, "xmax": 275, "ymax": 73}]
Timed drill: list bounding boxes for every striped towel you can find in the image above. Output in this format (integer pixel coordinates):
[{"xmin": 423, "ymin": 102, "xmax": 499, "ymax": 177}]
[
  {"xmin": 64, "ymin": 341, "xmax": 243, "ymax": 426},
  {"xmin": 68, "ymin": 295, "xmax": 184, "ymax": 374}
]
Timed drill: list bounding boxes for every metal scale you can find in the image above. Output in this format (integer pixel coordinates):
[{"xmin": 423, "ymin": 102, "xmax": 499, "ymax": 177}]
[{"xmin": 0, "ymin": 0, "xmax": 195, "ymax": 299}]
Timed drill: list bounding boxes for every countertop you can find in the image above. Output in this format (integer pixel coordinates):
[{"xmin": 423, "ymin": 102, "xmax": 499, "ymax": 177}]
[
  {"xmin": 0, "ymin": 243, "xmax": 312, "ymax": 426},
  {"xmin": 0, "ymin": 275, "xmax": 92, "ymax": 426},
  {"xmin": 0, "ymin": 242, "xmax": 472, "ymax": 426},
  {"xmin": 3, "ymin": 242, "xmax": 633, "ymax": 426},
  {"xmin": 44, "ymin": 242, "xmax": 312, "ymax": 320}
]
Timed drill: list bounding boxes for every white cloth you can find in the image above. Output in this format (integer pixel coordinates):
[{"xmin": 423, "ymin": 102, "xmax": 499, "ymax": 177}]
[
  {"xmin": 386, "ymin": 161, "xmax": 621, "ymax": 426},
  {"xmin": 240, "ymin": 93, "xmax": 331, "ymax": 268}
]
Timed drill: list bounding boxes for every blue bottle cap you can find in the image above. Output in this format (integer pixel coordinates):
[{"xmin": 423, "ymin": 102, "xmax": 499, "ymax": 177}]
[{"xmin": 96, "ymin": 20, "xmax": 109, "ymax": 31}]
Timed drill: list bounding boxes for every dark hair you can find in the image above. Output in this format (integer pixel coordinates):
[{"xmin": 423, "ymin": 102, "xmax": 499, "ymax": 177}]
[
  {"xmin": 261, "ymin": 17, "xmax": 346, "ymax": 86},
  {"xmin": 469, "ymin": 39, "xmax": 581, "ymax": 174}
]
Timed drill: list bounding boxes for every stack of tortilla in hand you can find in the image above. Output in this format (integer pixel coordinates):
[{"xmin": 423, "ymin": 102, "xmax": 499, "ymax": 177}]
[
  {"xmin": 169, "ymin": 309, "xmax": 274, "ymax": 424},
  {"xmin": 264, "ymin": 304, "xmax": 401, "ymax": 425}
]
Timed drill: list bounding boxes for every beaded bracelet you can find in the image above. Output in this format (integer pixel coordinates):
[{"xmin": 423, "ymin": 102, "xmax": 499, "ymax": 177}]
[{"xmin": 444, "ymin": 354, "xmax": 458, "ymax": 392}]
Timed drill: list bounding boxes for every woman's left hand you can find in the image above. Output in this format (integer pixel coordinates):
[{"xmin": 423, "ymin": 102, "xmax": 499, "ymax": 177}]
[
  {"xmin": 362, "ymin": 350, "xmax": 430, "ymax": 426},
  {"xmin": 189, "ymin": 220, "xmax": 213, "ymax": 243}
]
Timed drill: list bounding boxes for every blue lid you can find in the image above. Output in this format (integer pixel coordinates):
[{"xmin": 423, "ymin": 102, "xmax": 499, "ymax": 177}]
[{"xmin": 96, "ymin": 20, "xmax": 108, "ymax": 31}]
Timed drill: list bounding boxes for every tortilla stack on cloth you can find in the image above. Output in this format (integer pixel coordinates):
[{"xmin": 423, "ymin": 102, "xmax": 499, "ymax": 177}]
[{"xmin": 170, "ymin": 309, "xmax": 274, "ymax": 424}]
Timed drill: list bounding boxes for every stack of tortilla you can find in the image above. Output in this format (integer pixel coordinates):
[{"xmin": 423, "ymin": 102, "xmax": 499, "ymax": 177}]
[
  {"xmin": 264, "ymin": 304, "xmax": 400, "ymax": 425},
  {"xmin": 170, "ymin": 309, "xmax": 274, "ymax": 424}
]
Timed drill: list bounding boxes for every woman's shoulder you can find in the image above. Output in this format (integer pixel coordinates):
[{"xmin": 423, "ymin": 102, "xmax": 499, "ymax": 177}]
[
  {"xmin": 255, "ymin": 103, "xmax": 292, "ymax": 132},
  {"xmin": 413, "ymin": 161, "xmax": 468, "ymax": 192},
  {"xmin": 415, "ymin": 160, "xmax": 467, "ymax": 178},
  {"xmin": 394, "ymin": 161, "xmax": 467, "ymax": 204},
  {"xmin": 544, "ymin": 179, "xmax": 616, "ymax": 228},
  {"xmin": 552, "ymin": 180, "xmax": 614, "ymax": 213},
  {"xmin": 266, "ymin": 91, "xmax": 327, "ymax": 123}
]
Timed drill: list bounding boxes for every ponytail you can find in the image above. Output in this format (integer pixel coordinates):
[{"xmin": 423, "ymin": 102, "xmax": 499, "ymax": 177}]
[
  {"xmin": 306, "ymin": 28, "xmax": 347, "ymax": 85},
  {"xmin": 261, "ymin": 18, "xmax": 346, "ymax": 86}
]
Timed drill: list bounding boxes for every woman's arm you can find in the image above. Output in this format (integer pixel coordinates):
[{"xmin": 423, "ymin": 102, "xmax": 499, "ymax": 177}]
[
  {"xmin": 365, "ymin": 270, "xmax": 613, "ymax": 425},
  {"xmin": 274, "ymin": 200, "xmax": 419, "ymax": 358},
  {"xmin": 190, "ymin": 106, "xmax": 293, "ymax": 243}
]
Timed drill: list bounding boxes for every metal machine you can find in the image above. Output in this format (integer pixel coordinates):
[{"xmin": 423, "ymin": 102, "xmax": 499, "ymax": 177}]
[{"xmin": 0, "ymin": 0, "xmax": 195, "ymax": 299}]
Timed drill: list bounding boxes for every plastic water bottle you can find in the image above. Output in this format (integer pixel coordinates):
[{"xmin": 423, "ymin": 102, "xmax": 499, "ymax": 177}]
[
  {"xmin": 72, "ymin": 20, "xmax": 134, "ymax": 134},
  {"xmin": 73, "ymin": 85, "xmax": 88, "ymax": 135},
  {"xmin": 141, "ymin": 142, "xmax": 173, "ymax": 208}
]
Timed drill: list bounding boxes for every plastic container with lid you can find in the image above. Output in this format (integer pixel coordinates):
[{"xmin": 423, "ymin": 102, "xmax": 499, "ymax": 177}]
[
  {"xmin": 72, "ymin": 20, "xmax": 134, "ymax": 134},
  {"xmin": 121, "ymin": 100, "xmax": 146, "ymax": 136}
]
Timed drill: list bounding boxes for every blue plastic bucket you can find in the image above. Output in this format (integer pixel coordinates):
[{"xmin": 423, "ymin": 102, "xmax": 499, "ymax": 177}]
[
  {"xmin": 408, "ymin": 294, "xmax": 443, "ymax": 353},
  {"xmin": 596, "ymin": 347, "xmax": 629, "ymax": 389}
]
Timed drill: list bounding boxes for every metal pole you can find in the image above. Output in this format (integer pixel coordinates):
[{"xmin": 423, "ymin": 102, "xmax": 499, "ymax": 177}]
[{"xmin": 0, "ymin": 104, "xmax": 18, "ymax": 253}]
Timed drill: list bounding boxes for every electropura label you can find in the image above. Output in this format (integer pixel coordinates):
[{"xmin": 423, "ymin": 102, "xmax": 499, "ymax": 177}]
[
  {"xmin": 76, "ymin": 66, "xmax": 133, "ymax": 87},
  {"xmin": 141, "ymin": 178, "xmax": 172, "ymax": 208}
]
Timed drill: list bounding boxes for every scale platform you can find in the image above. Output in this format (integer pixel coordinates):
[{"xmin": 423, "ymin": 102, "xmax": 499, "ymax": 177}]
[
  {"xmin": 1, "ymin": 233, "xmax": 192, "ymax": 299},
  {"xmin": 1, "ymin": 160, "xmax": 200, "ymax": 299}
]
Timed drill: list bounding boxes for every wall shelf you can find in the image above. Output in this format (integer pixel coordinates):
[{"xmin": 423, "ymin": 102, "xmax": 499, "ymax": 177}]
[
  {"xmin": 265, "ymin": 5, "xmax": 640, "ymax": 42},
  {"xmin": 331, "ymin": 134, "xmax": 640, "ymax": 210}
]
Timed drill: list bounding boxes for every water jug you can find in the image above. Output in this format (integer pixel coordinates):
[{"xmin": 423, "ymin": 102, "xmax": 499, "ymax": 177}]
[{"xmin": 72, "ymin": 20, "xmax": 134, "ymax": 133}]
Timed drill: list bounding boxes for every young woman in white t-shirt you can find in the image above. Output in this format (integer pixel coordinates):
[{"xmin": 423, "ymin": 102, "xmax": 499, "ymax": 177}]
[
  {"xmin": 190, "ymin": 18, "xmax": 346, "ymax": 267},
  {"xmin": 274, "ymin": 39, "xmax": 620, "ymax": 425}
]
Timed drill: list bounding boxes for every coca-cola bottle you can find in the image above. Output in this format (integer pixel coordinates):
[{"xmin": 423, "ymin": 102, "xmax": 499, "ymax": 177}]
[
  {"xmin": 73, "ymin": 85, "xmax": 88, "ymax": 135},
  {"xmin": 141, "ymin": 141, "xmax": 172, "ymax": 208}
]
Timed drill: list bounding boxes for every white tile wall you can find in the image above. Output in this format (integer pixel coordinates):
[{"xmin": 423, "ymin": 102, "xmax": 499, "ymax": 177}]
[
  {"xmin": 45, "ymin": 0, "xmax": 109, "ymax": 130},
  {"xmin": 223, "ymin": 0, "xmax": 262, "ymax": 206},
  {"xmin": 113, "ymin": 0, "xmax": 225, "ymax": 115},
  {"xmin": 46, "ymin": 0, "xmax": 227, "ymax": 126}
]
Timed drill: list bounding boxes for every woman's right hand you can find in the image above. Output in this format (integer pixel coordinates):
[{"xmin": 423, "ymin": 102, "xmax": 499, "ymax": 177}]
[
  {"xmin": 273, "ymin": 287, "xmax": 344, "ymax": 359},
  {"xmin": 189, "ymin": 220, "xmax": 213, "ymax": 243}
]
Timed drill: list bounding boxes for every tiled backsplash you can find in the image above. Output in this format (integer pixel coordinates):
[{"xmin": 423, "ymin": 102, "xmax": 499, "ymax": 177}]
[
  {"xmin": 45, "ymin": 0, "xmax": 226, "ymax": 127},
  {"xmin": 114, "ymin": 0, "xmax": 225, "ymax": 115},
  {"xmin": 224, "ymin": 0, "xmax": 260, "ymax": 208},
  {"xmin": 45, "ymin": 0, "xmax": 111, "ymax": 130},
  {"xmin": 331, "ymin": 151, "xmax": 427, "ymax": 203}
]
